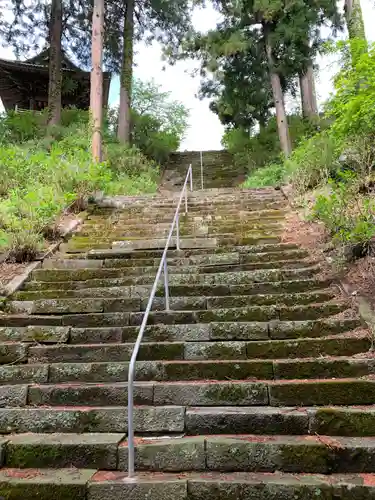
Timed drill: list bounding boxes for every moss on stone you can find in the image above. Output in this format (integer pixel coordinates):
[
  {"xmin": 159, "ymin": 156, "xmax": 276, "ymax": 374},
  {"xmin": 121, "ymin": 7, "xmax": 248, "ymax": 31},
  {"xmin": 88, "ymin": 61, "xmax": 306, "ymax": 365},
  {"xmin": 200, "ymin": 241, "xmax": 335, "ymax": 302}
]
[
  {"xmin": 279, "ymin": 443, "xmax": 331, "ymax": 473},
  {"xmin": 313, "ymin": 408, "xmax": 375, "ymax": 437}
]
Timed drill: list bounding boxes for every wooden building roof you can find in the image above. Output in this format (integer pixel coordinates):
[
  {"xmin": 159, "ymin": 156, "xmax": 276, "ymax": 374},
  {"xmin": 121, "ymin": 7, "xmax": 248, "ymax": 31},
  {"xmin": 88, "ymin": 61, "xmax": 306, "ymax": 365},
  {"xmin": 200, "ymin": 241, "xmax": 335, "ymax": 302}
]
[{"xmin": 0, "ymin": 49, "xmax": 111, "ymax": 111}]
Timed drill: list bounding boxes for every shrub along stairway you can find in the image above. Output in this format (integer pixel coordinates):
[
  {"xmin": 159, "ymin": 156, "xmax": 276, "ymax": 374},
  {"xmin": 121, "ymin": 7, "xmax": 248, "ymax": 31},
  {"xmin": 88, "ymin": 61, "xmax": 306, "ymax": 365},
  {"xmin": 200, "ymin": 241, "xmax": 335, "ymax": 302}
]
[{"xmin": 0, "ymin": 187, "xmax": 374, "ymax": 498}]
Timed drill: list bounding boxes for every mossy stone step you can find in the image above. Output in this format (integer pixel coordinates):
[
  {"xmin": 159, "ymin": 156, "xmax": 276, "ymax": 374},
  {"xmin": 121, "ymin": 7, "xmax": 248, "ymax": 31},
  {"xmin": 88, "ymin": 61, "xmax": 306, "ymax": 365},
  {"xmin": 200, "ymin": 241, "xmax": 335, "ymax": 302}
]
[
  {"xmin": 26, "ymin": 267, "xmax": 321, "ymax": 290},
  {"xmin": 64, "ymin": 235, "xmax": 281, "ymax": 252},
  {"xmin": 78, "ymin": 223, "xmax": 284, "ymax": 238},
  {"xmin": 9, "ymin": 290, "xmax": 334, "ymax": 315},
  {"xmin": 30, "ymin": 260, "xmax": 314, "ymax": 283},
  {"xmin": 1, "ymin": 356, "xmax": 372, "ymax": 386},
  {"xmin": 6, "ymin": 432, "xmax": 375, "ymax": 475},
  {"xmin": 0, "ymin": 325, "xmax": 69, "ymax": 343},
  {"xmin": 52, "ymin": 318, "xmax": 360, "ymax": 344},
  {"xmin": 28, "ymin": 341, "xmax": 187, "ymax": 363},
  {"xmin": 83, "ymin": 215, "xmax": 286, "ymax": 229},
  {"xmin": 0, "ymin": 468, "xmax": 96, "ymax": 500},
  {"xmin": 46, "ymin": 359, "xmax": 272, "ymax": 383},
  {"xmin": 41, "ymin": 249, "xmax": 309, "ymax": 270},
  {"xmin": 86, "ymin": 243, "xmax": 301, "ymax": 260},
  {"xmin": 0, "ymin": 406, "xmax": 185, "ymax": 433},
  {"xmin": 311, "ymin": 406, "xmax": 375, "ymax": 436},
  {"xmin": 20, "ymin": 277, "xmax": 331, "ymax": 296},
  {"xmin": 27, "ymin": 381, "xmax": 269, "ymax": 406},
  {"xmin": 88, "ymin": 471, "xmax": 375, "ymax": 500},
  {"xmin": 118, "ymin": 434, "xmax": 375, "ymax": 474},
  {"xmin": 4, "ymin": 433, "xmax": 124, "ymax": 469},
  {"xmin": 28, "ymin": 330, "xmax": 365, "ymax": 363},
  {"xmin": 99, "ymin": 250, "xmax": 309, "ymax": 268},
  {"xmin": 269, "ymin": 378, "xmax": 375, "ymax": 406},
  {"xmin": 21, "ymin": 355, "xmax": 373, "ymax": 385}
]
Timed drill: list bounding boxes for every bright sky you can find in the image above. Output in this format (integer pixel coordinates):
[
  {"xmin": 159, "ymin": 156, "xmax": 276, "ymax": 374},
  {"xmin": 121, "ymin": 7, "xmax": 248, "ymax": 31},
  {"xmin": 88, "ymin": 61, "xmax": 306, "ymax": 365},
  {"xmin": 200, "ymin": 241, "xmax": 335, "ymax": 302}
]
[{"xmin": 1, "ymin": 1, "xmax": 375, "ymax": 150}]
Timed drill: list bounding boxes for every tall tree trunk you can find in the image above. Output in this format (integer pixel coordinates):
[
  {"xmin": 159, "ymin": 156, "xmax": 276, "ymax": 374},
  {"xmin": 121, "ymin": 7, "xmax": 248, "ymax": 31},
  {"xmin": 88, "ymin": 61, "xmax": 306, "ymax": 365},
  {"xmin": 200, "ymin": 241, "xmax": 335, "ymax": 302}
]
[
  {"xmin": 265, "ymin": 33, "xmax": 291, "ymax": 157},
  {"xmin": 345, "ymin": 0, "xmax": 367, "ymax": 62},
  {"xmin": 117, "ymin": 0, "xmax": 134, "ymax": 143},
  {"xmin": 299, "ymin": 63, "xmax": 318, "ymax": 120},
  {"xmin": 90, "ymin": 0, "xmax": 104, "ymax": 162},
  {"xmin": 48, "ymin": 0, "xmax": 62, "ymax": 126}
]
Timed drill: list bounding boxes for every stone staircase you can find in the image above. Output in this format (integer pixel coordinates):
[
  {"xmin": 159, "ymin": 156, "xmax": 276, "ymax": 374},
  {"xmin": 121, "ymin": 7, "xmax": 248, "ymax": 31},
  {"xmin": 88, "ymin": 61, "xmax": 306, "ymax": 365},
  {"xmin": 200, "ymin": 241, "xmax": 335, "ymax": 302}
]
[
  {"xmin": 161, "ymin": 150, "xmax": 246, "ymax": 190},
  {"xmin": 0, "ymin": 187, "xmax": 374, "ymax": 498}
]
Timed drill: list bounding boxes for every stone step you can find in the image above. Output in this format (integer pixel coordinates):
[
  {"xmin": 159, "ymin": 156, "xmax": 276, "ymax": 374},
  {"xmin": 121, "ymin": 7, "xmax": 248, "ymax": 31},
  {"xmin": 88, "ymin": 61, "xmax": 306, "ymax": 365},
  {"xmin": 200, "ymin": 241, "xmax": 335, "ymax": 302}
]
[
  {"xmin": 82, "ymin": 214, "xmax": 287, "ymax": 228},
  {"xmin": 5, "ymin": 433, "xmax": 375, "ymax": 474},
  {"xmin": 86, "ymin": 207, "xmax": 287, "ymax": 220},
  {"xmin": 89, "ymin": 201, "xmax": 285, "ymax": 213},
  {"xmin": 0, "ymin": 468, "xmax": 96, "ymax": 499},
  {"xmin": 86, "ymin": 471, "xmax": 375, "ymax": 499},
  {"xmin": 42, "ymin": 249, "xmax": 309, "ymax": 269},
  {"xmin": 0, "ymin": 317, "xmax": 359, "ymax": 345},
  {"xmin": 185, "ymin": 405, "xmax": 375, "ymax": 436},
  {"xmin": 1, "ymin": 302, "xmax": 349, "ymax": 329},
  {"xmin": 26, "ymin": 331, "xmax": 369, "ymax": 364},
  {"xmin": 30, "ymin": 260, "xmax": 314, "ymax": 284},
  {"xmin": 66, "ymin": 235, "xmax": 282, "ymax": 252},
  {"xmin": 14, "ymin": 279, "xmax": 332, "ymax": 300},
  {"xmin": 0, "ymin": 406, "xmax": 185, "ymax": 433},
  {"xmin": 25, "ymin": 267, "xmax": 321, "ymax": 289},
  {"xmin": 82, "ymin": 217, "xmax": 286, "ymax": 230},
  {"xmin": 5, "ymin": 404, "xmax": 375, "ymax": 436},
  {"xmin": 9, "ymin": 289, "xmax": 334, "ymax": 315},
  {"xmin": 119, "ymin": 434, "xmax": 375, "ymax": 473},
  {"xmin": 4, "ymin": 433, "xmax": 125, "ymax": 469},
  {"xmin": 1, "ymin": 355, "xmax": 373, "ymax": 386},
  {"xmin": 21, "ymin": 277, "xmax": 331, "ymax": 296},
  {"xmin": 63, "ymin": 235, "xmax": 282, "ymax": 252},
  {"xmin": 24, "ymin": 378, "xmax": 375, "ymax": 407},
  {"xmin": 77, "ymin": 223, "xmax": 284, "ymax": 238},
  {"xmin": 85, "ymin": 243, "xmax": 301, "ymax": 260}
]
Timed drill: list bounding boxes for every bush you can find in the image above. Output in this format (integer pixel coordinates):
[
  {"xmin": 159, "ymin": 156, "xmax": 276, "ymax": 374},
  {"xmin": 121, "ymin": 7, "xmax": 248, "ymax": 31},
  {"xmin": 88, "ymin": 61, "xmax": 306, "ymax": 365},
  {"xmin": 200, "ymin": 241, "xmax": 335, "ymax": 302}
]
[
  {"xmin": 224, "ymin": 114, "xmax": 323, "ymax": 174},
  {"xmin": 0, "ymin": 110, "xmax": 47, "ymax": 144},
  {"xmin": 310, "ymin": 175, "xmax": 375, "ymax": 251},
  {"xmin": 242, "ymin": 162, "xmax": 285, "ymax": 188},
  {"xmin": 284, "ymin": 131, "xmax": 341, "ymax": 193},
  {"xmin": 0, "ymin": 121, "xmax": 158, "ymax": 262}
]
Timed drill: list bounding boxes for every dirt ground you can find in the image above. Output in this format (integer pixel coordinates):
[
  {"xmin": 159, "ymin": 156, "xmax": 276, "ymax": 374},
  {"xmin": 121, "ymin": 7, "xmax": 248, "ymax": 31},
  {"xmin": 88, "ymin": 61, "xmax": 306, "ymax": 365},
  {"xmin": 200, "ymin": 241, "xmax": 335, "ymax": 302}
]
[{"xmin": 282, "ymin": 201, "xmax": 375, "ymax": 311}]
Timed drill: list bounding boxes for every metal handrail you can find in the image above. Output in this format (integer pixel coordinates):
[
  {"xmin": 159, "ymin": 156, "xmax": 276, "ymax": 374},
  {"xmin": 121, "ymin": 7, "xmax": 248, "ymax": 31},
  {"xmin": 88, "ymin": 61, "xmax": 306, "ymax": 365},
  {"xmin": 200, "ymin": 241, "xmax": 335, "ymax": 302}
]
[{"xmin": 127, "ymin": 164, "xmax": 193, "ymax": 478}]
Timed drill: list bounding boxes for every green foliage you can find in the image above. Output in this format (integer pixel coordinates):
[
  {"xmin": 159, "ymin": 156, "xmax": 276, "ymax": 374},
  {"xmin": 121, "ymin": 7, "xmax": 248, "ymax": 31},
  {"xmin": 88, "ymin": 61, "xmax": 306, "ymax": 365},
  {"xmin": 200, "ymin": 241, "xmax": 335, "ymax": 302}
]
[
  {"xmin": 311, "ymin": 175, "xmax": 375, "ymax": 247},
  {"xmin": 327, "ymin": 42, "xmax": 375, "ymax": 139},
  {"xmin": 0, "ymin": 113, "xmax": 158, "ymax": 262},
  {"xmin": 284, "ymin": 130, "xmax": 341, "ymax": 193},
  {"xmin": 0, "ymin": 110, "xmax": 46, "ymax": 144},
  {"xmin": 225, "ymin": 114, "xmax": 319, "ymax": 174},
  {"xmin": 242, "ymin": 162, "xmax": 285, "ymax": 188},
  {"xmin": 110, "ymin": 79, "xmax": 189, "ymax": 164}
]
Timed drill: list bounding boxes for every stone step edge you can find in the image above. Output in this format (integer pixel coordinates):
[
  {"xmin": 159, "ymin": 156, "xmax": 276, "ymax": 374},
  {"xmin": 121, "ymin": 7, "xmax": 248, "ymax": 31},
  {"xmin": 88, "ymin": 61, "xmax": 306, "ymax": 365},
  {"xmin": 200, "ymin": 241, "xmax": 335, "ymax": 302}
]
[
  {"xmin": 21, "ymin": 277, "xmax": 333, "ymax": 294},
  {"xmin": 5, "ymin": 432, "xmax": 375, "ymax": 473},
  {"xmin": 22, "ymin": 376, "xmax": 375, "ymax": 407},
  {"xmin": 8, "ymin": 290, "xmax": 335, "ymax": 315},
  {"xmin": 31, "ymin": 260, "xmax": 320, "ymax": 278},
  {"xmin": 0, "ymin": 468, "xmax": 373, "ymax": 498}
]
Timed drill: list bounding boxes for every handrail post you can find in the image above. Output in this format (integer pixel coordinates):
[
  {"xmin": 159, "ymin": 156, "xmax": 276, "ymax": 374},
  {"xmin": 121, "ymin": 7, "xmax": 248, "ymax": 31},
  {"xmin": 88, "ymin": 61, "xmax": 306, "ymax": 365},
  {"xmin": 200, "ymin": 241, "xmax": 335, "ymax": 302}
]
[
  {"xmin": 127, "ymin": 366, "xmax": 135, "ymax": 478},
  {"xmin": 176, "ymin": 213, "xmax": 180, "ymax": 251},
  {"xmin": 184, "ymin": 187, "xmax": 188, "ymax": 214},
  {"xmin": 190, "ymin": 164, "xmax": 193, "ymax": 191},
  {"xmin": 163, "ymin": 260, "xmax": 170, "ymax": 311},
  {"xmin": 200, "ymin": 151, "xmax": 204, "ymax": 190}
]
